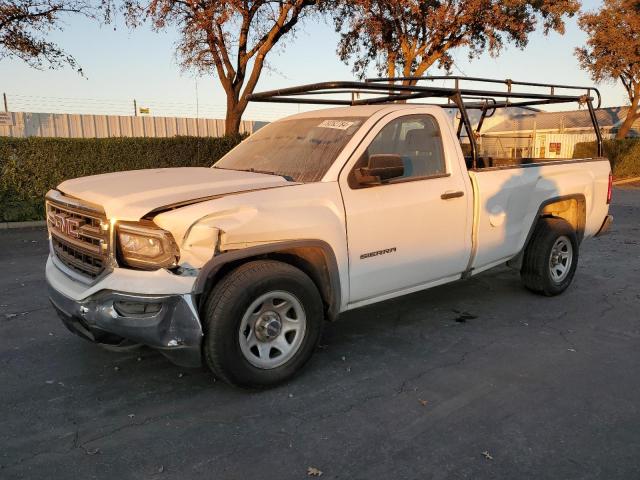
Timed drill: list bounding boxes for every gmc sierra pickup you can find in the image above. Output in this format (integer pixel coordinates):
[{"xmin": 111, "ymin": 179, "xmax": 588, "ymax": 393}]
[{"xmin": 45, "ymin": 77, "xmax": 613, "ymax": 388}]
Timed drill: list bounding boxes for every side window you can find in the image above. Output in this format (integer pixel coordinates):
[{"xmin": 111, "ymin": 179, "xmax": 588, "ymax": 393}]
[{"xmin": 349, "ymin": 115, "xmax": 446, "ymax": 188}]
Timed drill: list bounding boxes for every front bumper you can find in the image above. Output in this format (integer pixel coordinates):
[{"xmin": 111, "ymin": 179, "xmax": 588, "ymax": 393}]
[{"xmin": 46, "ymin": 257, "xmax": 203, "ymax": 367}]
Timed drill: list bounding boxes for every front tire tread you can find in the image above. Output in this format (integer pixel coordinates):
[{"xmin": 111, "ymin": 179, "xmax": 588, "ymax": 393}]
[{"xmin": 203, "ymin": 260, "xmax": 323, "ymax": 388}]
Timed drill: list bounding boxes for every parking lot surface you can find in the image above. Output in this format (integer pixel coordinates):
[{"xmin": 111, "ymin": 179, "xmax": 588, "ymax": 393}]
[{"xmin": 1, "ymin": 185, "xmax": 639, "ymax": 480}]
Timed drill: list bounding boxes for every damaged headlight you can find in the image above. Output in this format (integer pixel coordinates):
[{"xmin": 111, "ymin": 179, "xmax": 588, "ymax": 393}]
[{"xmin": 117, "ymin": 222, "xmax": 180, "ymax": 270}]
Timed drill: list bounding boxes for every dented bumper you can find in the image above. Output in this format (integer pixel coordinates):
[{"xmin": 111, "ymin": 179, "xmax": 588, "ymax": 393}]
[{"xmin": 46, "ymin": 256, "xmax": 203, "ymax": 367}]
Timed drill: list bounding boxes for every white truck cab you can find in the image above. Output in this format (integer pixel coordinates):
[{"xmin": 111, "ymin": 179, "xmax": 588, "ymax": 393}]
[{"xmin": 46, "ymin": 78, "xmax": 613, "ymax": 388}]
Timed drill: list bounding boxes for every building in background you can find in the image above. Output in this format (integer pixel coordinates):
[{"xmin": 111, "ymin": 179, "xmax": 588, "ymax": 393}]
[{"xmin": 479, "ymin": 106, "xmax": 640, "ymax": 159}]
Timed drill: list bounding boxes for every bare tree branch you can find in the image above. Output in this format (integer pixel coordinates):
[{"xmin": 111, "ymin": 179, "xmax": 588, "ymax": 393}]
[
  {"xmin": 577, "ymin": 0, "xmax": 640, "ymax": 138},
  {"xmin": 0, "ymin": 0, "xmax": 100, "ymax": 70},
  {"xmin": 131, "ymin": 0, "xmax": 321, "ymax": 134}
]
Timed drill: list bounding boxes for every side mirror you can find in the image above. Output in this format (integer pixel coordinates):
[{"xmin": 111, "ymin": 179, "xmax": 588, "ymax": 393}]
[{"xmin": 356, "ymin": 154, "xmax": 405, "ymax": 185}]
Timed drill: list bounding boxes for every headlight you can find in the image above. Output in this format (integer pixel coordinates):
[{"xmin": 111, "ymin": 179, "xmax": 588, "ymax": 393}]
[{"xmin": 117, "ymin": 222, "xmax": 180, "ymax": 270}]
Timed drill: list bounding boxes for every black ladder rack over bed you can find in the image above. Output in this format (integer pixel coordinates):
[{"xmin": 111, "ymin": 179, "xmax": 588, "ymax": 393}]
[{"xmin": 247, "ymin": 76, "xmax": 604, "ymax": 168}]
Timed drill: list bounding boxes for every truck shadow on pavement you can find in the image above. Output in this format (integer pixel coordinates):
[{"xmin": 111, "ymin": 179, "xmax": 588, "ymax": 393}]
[{"xmin": 73, "ymin": 262, "xmax": 532, "ymax": 393}]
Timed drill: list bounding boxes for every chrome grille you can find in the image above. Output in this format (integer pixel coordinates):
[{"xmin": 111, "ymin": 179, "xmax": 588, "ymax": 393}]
[{"xmin": 46, "ymin": 191, "xmax": 109, "ymax": 279}]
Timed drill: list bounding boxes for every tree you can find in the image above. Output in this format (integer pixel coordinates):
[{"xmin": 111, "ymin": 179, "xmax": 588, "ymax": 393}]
[
  {"xmin": 130, "ymin": 0, "xmax": 320, "ymax": 135},
  {"xmin": 0, "ymin": 0, "xmax": 95, "ymax": 70},
  {"xmin": 577, "ymin": 0, "xmax": 640, "ymax": 139},
  {"xmin": 333, "ymin": 0, "xmax": 580, "ymax": 86}
]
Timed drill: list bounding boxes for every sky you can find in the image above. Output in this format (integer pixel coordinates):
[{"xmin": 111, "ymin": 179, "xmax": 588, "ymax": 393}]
[{"xmin": 0, "ymin": 0, "xmax": 627, "ymax": 121}]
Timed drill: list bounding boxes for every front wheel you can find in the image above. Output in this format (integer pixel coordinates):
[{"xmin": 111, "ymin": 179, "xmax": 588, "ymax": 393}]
[
  {"xmin": 521, "ymin": 217, "xmax": 579, "ymax": 296},
  {"xmin": 202, "ymin": 260, "xmax": 324, "ymax": 388}
]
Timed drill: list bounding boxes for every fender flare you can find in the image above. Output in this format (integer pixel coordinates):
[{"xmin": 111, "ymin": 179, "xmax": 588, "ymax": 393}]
[
  {"xmin": 507, "ymin": 193, "xmax": 586, "ymax": 269},
  {"xmin": 193, "ymin": 240, "xmax": 342, "ymax": 321}
]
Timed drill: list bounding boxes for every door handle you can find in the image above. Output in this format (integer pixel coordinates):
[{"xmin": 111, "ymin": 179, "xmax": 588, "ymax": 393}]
[{"xmin": 441, "ymin": 190, "xmax": 465, "ymax": 200}]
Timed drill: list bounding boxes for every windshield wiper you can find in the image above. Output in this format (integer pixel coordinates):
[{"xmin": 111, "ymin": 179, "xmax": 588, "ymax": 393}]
[{"xmin": 220, "ymin": 167, "xmax": 294, "ymax": 182}]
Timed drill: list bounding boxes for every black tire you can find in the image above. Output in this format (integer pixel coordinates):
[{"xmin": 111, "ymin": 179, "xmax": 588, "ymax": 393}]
[
  {"xmin": 202, "ymin": 260, "xmax": 324, "ymax": 388},
  {"xmin": 521, "ymin": 217, "xmax": 579, "ymax": 296}
]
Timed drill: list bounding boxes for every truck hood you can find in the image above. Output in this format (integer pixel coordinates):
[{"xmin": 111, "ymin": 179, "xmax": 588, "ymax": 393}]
[{"xmin": 57, "ymin": 167, "xmax": 295, "ymax": 221}]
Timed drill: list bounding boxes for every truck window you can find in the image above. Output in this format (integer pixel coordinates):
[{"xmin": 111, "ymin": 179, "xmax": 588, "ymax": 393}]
[
  {"xmin": 213, "ymin": 117, "xmax": 365, "ymax": 183},
  {"xmin": 350, "ymin": 114, "xmax": 446, "ymax": 186}
]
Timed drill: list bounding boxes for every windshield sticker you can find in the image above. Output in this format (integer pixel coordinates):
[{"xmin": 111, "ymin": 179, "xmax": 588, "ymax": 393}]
[{"xmin": 318, "ymin": 120, "xmax": 356, "ymax": 130}]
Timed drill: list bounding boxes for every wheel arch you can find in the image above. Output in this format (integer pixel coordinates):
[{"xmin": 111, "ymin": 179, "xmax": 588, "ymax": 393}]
[
  {"xmin": 508, "ymin": 194, "xmax": 586, "ymax": 269},
  {"xmin": 539, "ymin": 196, "xmax": 586, "ymax": 243},
  {"xmin": 193, "ymin": 240, "xmax": 342, "ymax": 321}
]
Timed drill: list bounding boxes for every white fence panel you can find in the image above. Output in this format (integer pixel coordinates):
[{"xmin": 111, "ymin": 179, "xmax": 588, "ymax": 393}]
[{"xmin": 0, "ymin": 111, "xmax": 260, "ymax": 138}]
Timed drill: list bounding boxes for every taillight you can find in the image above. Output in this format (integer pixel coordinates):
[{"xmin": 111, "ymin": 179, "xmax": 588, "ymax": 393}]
[{"xmin": 607, "ymin": 172, "xmax": 613, "ymax": 204}]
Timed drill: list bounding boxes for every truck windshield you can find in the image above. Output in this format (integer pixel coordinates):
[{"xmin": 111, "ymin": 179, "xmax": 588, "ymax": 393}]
[{"xmin": 213, "ymin": 117, "xmax": 365, "ymax": 183}]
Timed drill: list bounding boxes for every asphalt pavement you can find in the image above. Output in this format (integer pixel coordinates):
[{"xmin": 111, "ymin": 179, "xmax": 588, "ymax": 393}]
[{"xmin": 1, "ymin": 185, "xmax": 639, "ymax": 480}]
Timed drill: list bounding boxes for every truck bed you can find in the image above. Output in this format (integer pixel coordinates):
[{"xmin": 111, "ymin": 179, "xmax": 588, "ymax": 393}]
[{"xmin": 468, "ymin": 157, "xmax": 611, "ymax": 274}]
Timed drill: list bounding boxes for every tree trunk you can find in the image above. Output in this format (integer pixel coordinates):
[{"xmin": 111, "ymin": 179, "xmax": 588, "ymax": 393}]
[
  {"xmin": 616, "ymin": 109, "xmax": 639, "ymax": 139},
  {"xmin": 617, "ymin": 115, "xmax": 634, "ymax": 139},
  {"xmin": 387, "ymin": 52, "xmax": 396, "ymax": 80},
  {"xmin": 225, "ymin": 96, "xmax": 245, "ymax": 136},
  {"xmin": 225, "ymin": 111, "xmax": 243, "ymax": 136},
  {"xmin": 617, "ymin": 85, "xmax": 640, "ymax": 139}
]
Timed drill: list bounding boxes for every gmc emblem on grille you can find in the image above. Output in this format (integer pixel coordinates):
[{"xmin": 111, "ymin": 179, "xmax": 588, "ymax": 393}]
[{"xmin": 47, "ymin": 211, "xmax": 84, "ymax": 238}]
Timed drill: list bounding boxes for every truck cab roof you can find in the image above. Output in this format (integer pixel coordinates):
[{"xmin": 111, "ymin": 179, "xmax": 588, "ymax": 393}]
[{"xmin": 279, "ymin": 104, "xmax": 435, "ymax": 122}]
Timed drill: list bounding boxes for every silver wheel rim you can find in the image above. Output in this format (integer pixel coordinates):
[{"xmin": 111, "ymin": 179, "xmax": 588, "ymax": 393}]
[
  {"xmin": 238, "ymin": 291, "xmax": 307, "ymax": 369},
  {"xmin": 549, "ymin": 236, "xmax": 573, "ymax": 283}
]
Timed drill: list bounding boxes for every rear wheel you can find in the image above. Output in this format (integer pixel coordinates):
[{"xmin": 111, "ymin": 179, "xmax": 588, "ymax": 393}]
[
  {"xmin": 521, "ymin": 217, "xmax": 579, "ymax": 296},
  {"xmin": 203, "ymin": 260, "xmax": 324, "ymax": 388}
]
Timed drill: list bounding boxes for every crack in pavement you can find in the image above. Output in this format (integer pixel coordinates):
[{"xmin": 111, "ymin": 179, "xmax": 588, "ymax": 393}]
[
  {"xmin": 2, "ymin": 305, "xmax": 51, "ymax": 320},
  {"xmin": 1, "ymin": 414, "xmax": 171, "ymax": 471},
  {"xmin": 396, "ymin": 338, "xmax": 500, "ymax": 395}
]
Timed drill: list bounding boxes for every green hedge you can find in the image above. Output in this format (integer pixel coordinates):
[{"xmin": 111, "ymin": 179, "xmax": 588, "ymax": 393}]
[
  {"xmin": 0, "ymin": 135, "xmax": 244, "ymax": 222},
  {"xmin": 573, "ymin": 139, "xmax": 640, "ymax": 178}
]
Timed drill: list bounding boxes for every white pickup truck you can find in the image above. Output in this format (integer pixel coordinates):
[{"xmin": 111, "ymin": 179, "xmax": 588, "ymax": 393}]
[{"xmin": 46, "ymin": 78, "xmax": 613, "ymax": 388}]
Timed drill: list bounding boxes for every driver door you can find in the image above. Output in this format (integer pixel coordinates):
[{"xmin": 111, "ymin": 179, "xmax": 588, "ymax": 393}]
[{"xmin": 339, "ymin": 110, "xmax": 472, "ymax": 305}]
